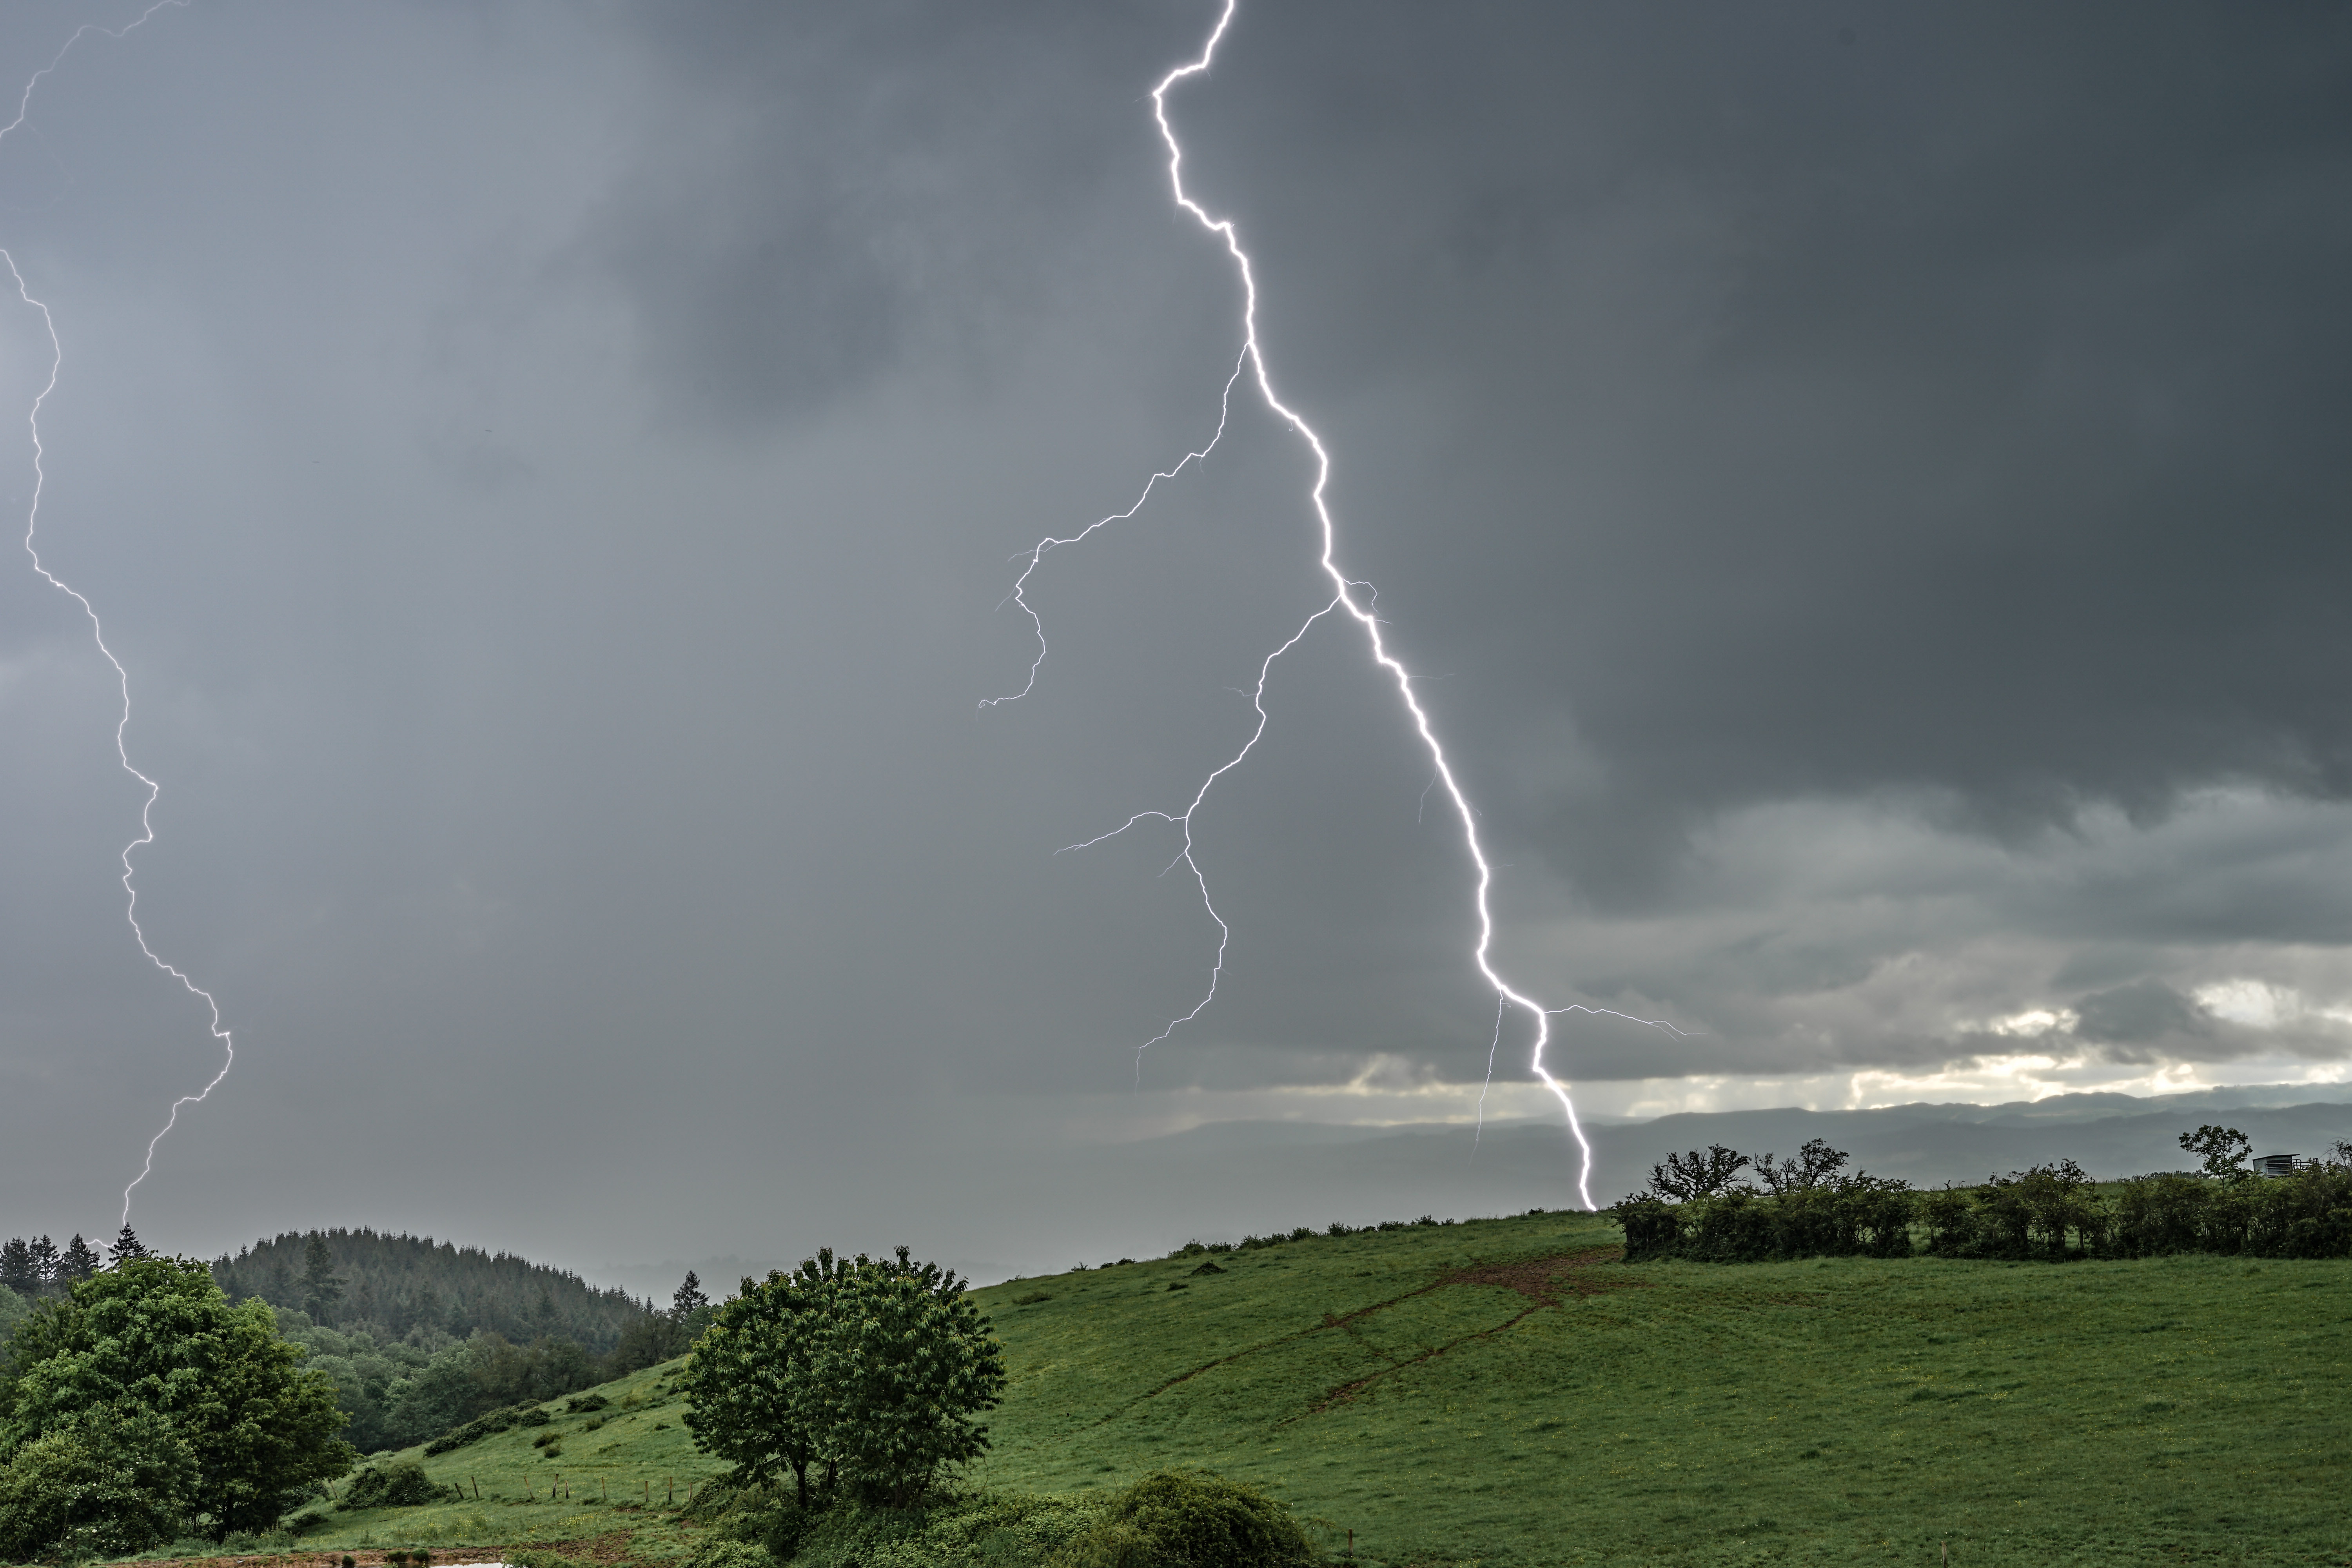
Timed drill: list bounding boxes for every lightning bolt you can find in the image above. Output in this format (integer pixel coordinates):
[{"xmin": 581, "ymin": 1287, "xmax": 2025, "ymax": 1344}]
[
  {"xmin": 988, "ymin": 0, "xmax": 1694, "ymax": 1213},
  {"xmin": 4, "ymin": 0, "xmax": 215, "ymax": 1227}
]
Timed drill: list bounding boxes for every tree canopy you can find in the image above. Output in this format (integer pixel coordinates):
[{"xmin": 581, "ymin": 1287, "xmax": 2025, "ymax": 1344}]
[
  {"xmin": 0, "ymin": 1256, "xmax": 355, "ymax": 1546},
  {"xmin": 681, "ymin": 1247, "xmax": 1006, "ymax": 1508}
]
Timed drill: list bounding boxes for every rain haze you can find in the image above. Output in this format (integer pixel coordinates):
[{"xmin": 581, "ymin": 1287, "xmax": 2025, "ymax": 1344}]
[{"xmin": 2, "ymin": 1, "xmax": 2349, "ymax": 1286}]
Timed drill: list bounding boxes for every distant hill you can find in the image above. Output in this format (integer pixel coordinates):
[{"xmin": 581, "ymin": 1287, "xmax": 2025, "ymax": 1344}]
[{"xmin": 212, "ymin": 1228, "xmax": 654, "ymax": 1350}]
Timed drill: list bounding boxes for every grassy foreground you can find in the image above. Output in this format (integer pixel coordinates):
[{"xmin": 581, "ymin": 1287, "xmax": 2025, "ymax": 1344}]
[{"xmin": 134, "ymin": 1211, "xmax": 2352, "ymax": 1566}]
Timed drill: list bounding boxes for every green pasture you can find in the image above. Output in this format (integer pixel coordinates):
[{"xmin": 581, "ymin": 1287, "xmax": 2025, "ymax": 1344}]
[
  {"xmin": 962, "ymin": 1212, "xmax": 2352, "ymax": 1566},
  {"xmin": 248, "ymin": 1366, "xmax": 722, "ymax": 1561},
  {"xmin": 235, "ymin": 1211, "xmax": 2351, "ymax": 1565}
]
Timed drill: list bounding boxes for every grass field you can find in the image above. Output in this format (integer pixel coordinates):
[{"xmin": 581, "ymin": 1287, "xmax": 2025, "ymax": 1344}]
[
  {"xmin": 214, "ymin": 1211, "xmax": 2352, "ymax": 1566},
  {"xmin": 966, "ymin": 1212, "xmax": 2352, "ymax": 1565}
]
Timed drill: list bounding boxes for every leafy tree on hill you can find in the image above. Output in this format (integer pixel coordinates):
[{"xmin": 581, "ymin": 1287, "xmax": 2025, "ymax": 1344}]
[
  {"xmin": 0, "ymin": 1256, "xmax": 355, "ymax": 1537},
  {"xmin": 682, "ymin": 1246, "xmax": 1007, "ymax": 1509},
  {"xmin": 0, "ymin": 1401, "xmax": 197, "ymax": 1560},
  {"xmin": 1753, "ymin": 1139, "xmax": 1851, "ymax": 1194},
  {"xmin": 1647, "ymin": 1144, "xmax": 1751, "ymax": 1201},
  {"xmin": 2181, "ymin": 1124, "xmax": 2253, "ymax": 1182},
  {"xmin": 609, "ymin": 1301, "xmax": 690, "ymax": 1371}
]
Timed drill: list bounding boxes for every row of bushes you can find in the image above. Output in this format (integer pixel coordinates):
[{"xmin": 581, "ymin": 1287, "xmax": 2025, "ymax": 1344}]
[{"xmin": 1613, "ymin": 1137, "xmax": 2352, "ymax": 1263}]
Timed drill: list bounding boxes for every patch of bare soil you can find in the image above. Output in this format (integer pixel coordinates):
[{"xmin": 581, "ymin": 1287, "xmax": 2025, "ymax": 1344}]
[
  {"xmin": 1307, "ymin": 1248, "xmax": 1650, "ymax": 1413},
  {"xmin": 120, "ymin": 1530, "xmax": 640, "ymax": 1568}
]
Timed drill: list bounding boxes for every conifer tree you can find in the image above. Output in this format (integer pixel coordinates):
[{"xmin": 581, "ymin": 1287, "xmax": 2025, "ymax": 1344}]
[
  {"xmin": 26, "ymin": 1236, "xmax": 60, "ymax": 1292},
  {"xmin": 671, "ymin": 1270, "xmax": 709, "ymax": 1321},
  {"xmin": 58, "ymin": 1233, "xmax": 101, "ymax": 1281},
  {"xmin": 105, "ymin": 1225, "xmax": 148, "ymax": 1270},
  {"xmin": 0, "ymin": 1238, "xmax": 37, "ymax": 1298},
  {"xmin": 300, "ymin": 1232, "xmax": 343, "ymax": 1323}
]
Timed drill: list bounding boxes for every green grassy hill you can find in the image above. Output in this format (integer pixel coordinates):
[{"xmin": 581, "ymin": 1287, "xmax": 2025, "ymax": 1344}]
[{"xmin": 277, "ymin": 1210, "xmax": 2351, "ymax": 1566}]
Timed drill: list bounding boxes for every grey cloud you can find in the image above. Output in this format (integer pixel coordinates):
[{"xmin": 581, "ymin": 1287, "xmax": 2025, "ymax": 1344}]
[
  {"xmin": 4, "ymin": 1, "xmax": 2351, "ymax": 1273},
  {"xmin": 1164, "ymin": 1, "xmax": 2352, "ymax": 899},
  {"xmin": 2072, "ymin": 980, "xmax": 2207, "ymax": 1047}
]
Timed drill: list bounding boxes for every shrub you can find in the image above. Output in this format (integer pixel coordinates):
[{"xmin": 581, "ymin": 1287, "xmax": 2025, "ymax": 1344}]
[
  {"xmin": 339, "ymin": 1460, "xmax": 445, "ymax": 1511},
  {"xmin": 687, "ymin": 1541, "xmax": 776, "ymax": 1568},
  {"xmin": 0, "ymin": 1403, "xmax": 197, "ymax": 1561},
  {"xmin": 1052, "ymin": 1470, "xmax": 1317, "ymax": 1568},
  {"xmin": 564, "ymin": 1393, "xmax": 610, "ymax": 1414},
  {"xmin": 778, "ymin": 1490, "xmax": 1109, "ymax": 1568},
  {"xmin": 424, "ymin": 1402, "xmax": 542, "ymax": 1456}
]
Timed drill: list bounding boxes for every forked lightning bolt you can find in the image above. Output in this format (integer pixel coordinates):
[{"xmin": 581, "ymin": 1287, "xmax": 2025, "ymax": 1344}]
[
  {"xmin": 988, "ymin": 0, "xmax": 1690, "ymax": 1210},
  {"xmin": 4, "ymin": 0, "xmax": 214, "ymax": 1226}
]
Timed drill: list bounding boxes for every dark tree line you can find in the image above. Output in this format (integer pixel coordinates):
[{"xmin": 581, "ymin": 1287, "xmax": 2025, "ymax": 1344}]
[
  {"xmin": 225, "ymin": 1236, "xmax": 710, "ymax": 1455},
  {"xmin": 209, "ymin": 1229, "xmax": 653, "ymax": 1349},
  {"xmin": 1613, "ymin": 1130, "xmax": 2352, "ymax": 1263},
  {"xmin": 0, "ymin": 1227, "xmax": 152, "ymax": 1298}
]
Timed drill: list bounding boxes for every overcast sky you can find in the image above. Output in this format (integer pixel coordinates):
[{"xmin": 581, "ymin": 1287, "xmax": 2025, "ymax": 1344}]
[{"xmin": 2, "ymin": 1, "xmax": 2348, "ymax": 1281}]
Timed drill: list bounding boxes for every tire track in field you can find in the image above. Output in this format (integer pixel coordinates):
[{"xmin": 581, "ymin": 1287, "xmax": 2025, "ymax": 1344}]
[{"xmin": 1086, "ymin": 1247, "xmax": 1639, "ymax": 1428}]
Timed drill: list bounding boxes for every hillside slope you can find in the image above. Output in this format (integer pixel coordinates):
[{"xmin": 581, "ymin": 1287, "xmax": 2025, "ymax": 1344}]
[
  {"xmin": 962, "ymin": 1211, "xmax": 2350, "ymax": 1564},
  {"xmin": 306, "ymin": 1211, "xmax": 2351, "ymax": 1566}
]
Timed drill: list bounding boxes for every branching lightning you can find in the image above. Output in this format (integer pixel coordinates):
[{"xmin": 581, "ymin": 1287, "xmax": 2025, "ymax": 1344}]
[
  {"xmin": 4, "ymin": 0, "xmax": 214, "ymax": 1227},
  {"xmin": 991, "ymin": 0, "xmax": 1693, "ymax": 1210}
]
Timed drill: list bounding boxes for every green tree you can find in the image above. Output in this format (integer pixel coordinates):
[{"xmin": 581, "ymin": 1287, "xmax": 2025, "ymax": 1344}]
[
  {"xmin": 0, "ymin": 1241, "xmax": 37, "ymax": 1300},
  {"xmin": 681, "ymin": 1247, "xmax": 1007, "ymax": 1510},
  {"xmin": 25, "ymin": 1239, "xmax": 60, "ymax": 1296},
  {"xmin": 300, "ymin": 1234, "xmax": 343, "ymax": 1325},
  {"xmin": 58, "ymin": 1235, "xmax": 102, "ymax": 1283},
  {"xmin": 671, "ymin": 1272, "xmax": 717, "ymax": 1341},
  {"xmin": 680, "ymin": 1263, "xmax": 838, "ymax": 1506},
  {"xmin": 825, "ymin": 1249, "xmax": 1006, "ymax": 1506},
  {"xmin": 2181, "ymin": 1124, "xmax": 2253, "ymax": 1182},
  {"xmin": 0, "ymin": 1401, "xmax": 198, "ymax": 1560},
  {"xmin": 1646, "ymin": 1145, "xmax": 1751, "ymax": 1201},
  {"xmin": 607, "ymin": 1304, "xmax": 687, "ymax": 1376},
  {"xmin": 0, "ymin": 1257, "xmax": 356, "ymax": 1537},
  {"xmin": 105, "ymin": 1225, "xmax": 148, "ymax": 1271}
]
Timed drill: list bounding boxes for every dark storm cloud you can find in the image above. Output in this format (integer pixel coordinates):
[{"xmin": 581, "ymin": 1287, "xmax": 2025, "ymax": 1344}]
[
  {"xmin": 5, "ymin": 0, "xmax": 2352, "ymax": 1277},
  {"xmin": 1152, "ymin": 2, "xmax": 2352, "ymax": 897},
  {"xmin": 589, "ymin": 2, "xmax": 1197, "ymax": 424}
]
